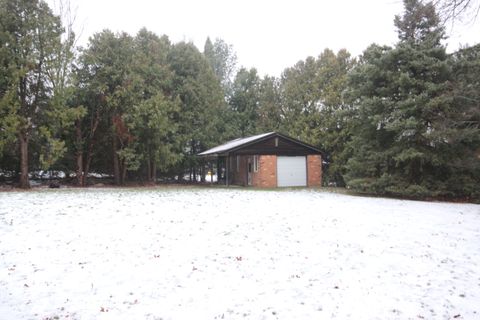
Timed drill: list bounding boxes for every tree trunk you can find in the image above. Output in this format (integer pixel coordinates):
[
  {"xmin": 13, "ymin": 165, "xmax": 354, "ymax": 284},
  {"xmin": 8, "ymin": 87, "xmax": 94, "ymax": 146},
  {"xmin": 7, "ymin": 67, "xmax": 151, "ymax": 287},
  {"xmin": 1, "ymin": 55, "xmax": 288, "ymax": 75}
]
[
  {"xmin": 83, "ymin": 147, "xmax": 94, "ymax": 187},
  {"xmin": 191, "ymin": 140, "xmax": 196, "ymax": 182},
  {"xmin": 75, "ymin": 120, "xmax": 84, "ymax": 186},
  {"xmin": 76, "ymin": 152, "xmax": 84, "ymax": 186},
  {"xmin": 19, "ymin": 132, "xmax": 30, "ymax": 189},
  {"xmin": 113, "ymin": 137, "xmax": 120, "ymax": 185},
  {"xmin": 121, "ymin": 159, "xmax": 127, "ymax": 185},
  {"xmin": 151, "ymin": 160, "xmax": 157, "ymax": 183},
  {"xmin": 200, "ymin": 164, "xmax": 205, "ymax": 183},
  {"xmin": 146, "ymin": 157, "xmax": 151, "ymax": 182},
  {"xmin": 79, "ymin": 111, "xmax": 100, "ymax": 187}
]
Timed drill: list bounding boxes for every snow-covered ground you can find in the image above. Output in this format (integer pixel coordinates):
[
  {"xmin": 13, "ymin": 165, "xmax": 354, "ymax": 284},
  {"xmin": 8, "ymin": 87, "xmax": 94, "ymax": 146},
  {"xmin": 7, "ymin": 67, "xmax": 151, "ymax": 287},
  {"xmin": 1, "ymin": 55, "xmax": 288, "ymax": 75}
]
[{"xmin": 0, "ymin": 188, "xmax": 479, "ymax": 320}]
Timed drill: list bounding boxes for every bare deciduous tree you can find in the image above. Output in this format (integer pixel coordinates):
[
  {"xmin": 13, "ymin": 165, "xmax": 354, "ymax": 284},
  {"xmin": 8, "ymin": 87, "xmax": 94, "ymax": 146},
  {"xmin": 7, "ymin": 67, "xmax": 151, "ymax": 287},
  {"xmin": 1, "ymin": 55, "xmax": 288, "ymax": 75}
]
[{"xmin": 434, "ymin": 0, "xmax": 480, "ymax": 23}]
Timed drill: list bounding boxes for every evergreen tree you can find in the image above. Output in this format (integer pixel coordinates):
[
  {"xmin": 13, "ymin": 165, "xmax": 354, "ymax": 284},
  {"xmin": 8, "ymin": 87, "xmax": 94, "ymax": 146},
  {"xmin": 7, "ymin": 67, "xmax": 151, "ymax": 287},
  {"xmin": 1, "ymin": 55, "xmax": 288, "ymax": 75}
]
[
  {"xmin": 345, "ymin": 44, "xmax": 399, "ymax": 194},
  {"xmin": 278, "ymin": 50, "xmax": 355, "ymax": 185},
  {"xmin": 229, "ymin": 68, "xmax": 261, "ymax": 136},
  {"xmin": 312, "ymin": 49, "xmax": 356, "ymax": 186},
  {"xmin": 0, "ymin": 0, "xmax": 77, "ymax": 188},
  {"xmin": 280, "ymin": 56, "xmax": 320, "ymax": 141},
  {"xmin": 446, "ymin": 44, "xmax": 480, "ymax": 198},
  {"xmin": 257, "ymin": 76, "xmax": 282, "ymax": 132},
  {"xmin": 73, "ymin": 30, "xmax": 137, "ymax": 185},
  {"xmin": 203, "ymin": 37, "xmax": 237, "ymax": 97},
  {"xmin": 126, "ymin": 29, "xmax": 180, "ymax": 182},
  {"xmin": 124, "ymin": 93, "xmax": 180, "ymax": 182},
  {"xmin": 168, "ymin": 42, "xmax": 226, "ymax": 181},
  {"xmin": 345, "ymin": 0, "xmax": 473, "ymax": 198}
]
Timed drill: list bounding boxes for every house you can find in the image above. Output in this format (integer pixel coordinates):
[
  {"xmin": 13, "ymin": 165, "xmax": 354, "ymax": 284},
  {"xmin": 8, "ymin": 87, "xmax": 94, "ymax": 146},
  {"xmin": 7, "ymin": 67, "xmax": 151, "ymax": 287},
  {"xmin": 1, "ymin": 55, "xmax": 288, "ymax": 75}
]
[{"xmin": 198, "ymin": 132, "xmax": 324, "ymax": 187}]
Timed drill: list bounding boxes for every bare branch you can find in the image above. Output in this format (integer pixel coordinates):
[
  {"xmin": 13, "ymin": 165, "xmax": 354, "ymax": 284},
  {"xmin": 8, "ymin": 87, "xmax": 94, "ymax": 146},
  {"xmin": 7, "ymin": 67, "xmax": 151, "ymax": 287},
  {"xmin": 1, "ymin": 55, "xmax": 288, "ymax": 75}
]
[{"xmin": 434, "ymin": 0, "xmax": 480, "ymax": 24}]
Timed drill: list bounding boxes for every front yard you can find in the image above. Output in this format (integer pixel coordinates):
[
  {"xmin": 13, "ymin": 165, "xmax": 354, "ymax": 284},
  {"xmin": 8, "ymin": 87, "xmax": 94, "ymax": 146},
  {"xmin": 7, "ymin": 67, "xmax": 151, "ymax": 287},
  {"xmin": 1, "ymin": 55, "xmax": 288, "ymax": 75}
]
[{"xmin": 0, "ymin": 188, "xmax": 479, "ymax": 319}]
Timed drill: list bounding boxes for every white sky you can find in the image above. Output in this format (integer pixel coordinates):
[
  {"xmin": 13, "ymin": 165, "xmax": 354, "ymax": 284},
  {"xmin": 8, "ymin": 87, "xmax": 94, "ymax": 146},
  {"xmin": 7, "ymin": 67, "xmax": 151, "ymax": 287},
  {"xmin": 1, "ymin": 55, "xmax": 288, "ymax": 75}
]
[{"xmin": 48, "ymin": 0, "xmax": 479, "ymax": 77}]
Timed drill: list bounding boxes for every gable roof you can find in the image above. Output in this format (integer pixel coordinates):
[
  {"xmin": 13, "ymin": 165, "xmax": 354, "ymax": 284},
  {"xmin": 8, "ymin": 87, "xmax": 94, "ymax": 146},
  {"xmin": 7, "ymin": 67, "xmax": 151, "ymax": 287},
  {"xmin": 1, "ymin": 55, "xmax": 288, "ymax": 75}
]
[{"xmin": 198, "ymin": 132, "xmax": 323, "ymax": 157}]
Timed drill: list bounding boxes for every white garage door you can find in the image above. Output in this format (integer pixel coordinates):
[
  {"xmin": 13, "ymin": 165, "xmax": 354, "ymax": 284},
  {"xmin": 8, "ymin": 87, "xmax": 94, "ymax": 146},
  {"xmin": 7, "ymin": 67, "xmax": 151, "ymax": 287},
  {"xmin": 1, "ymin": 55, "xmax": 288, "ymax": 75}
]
[{"xmin": 277, "ymin": 156, "xmax": 307, "ymax": 187}]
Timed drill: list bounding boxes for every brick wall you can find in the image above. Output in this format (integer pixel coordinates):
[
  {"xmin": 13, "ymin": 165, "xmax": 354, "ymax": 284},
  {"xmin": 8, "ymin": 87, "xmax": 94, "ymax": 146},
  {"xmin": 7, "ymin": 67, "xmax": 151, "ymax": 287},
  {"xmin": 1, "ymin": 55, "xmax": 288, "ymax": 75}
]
[
  {"xmin": 230, "ymin": 154, "xmax": 321, "ymax": 188},
  {"xmin": 307, "ymin": 155, "xmax": 322, "ymax": 187},
  {"xmin": 252, "ymin": 155, "xmax": 277, "ymax": 188}
]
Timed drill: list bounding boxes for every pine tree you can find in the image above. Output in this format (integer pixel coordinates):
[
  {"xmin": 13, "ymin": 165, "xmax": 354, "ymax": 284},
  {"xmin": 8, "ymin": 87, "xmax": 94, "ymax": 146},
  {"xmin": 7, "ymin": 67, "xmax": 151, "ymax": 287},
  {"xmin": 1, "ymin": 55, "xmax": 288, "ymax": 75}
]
[
  {"xmin": 446, "ymin": 44, "xmax": 480, "ymax": 198},
  {"xmin": 346, "ymin": 0, "xmax": 460, "ymax": 198}
]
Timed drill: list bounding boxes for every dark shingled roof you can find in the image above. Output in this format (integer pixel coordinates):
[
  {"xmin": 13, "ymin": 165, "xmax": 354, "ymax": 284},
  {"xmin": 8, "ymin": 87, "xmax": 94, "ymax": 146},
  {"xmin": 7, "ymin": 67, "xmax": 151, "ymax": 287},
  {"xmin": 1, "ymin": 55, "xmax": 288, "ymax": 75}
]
[{"xmin": 198, "ymin": 132, "xmax": 323, "ymax": 157}]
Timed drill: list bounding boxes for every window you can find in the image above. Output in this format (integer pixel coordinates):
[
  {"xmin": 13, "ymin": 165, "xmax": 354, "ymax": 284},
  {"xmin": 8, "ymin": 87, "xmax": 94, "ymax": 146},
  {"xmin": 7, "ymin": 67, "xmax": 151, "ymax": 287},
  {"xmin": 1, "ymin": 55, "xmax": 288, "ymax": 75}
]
[
  {"xmin": 236, "ymin": 155, "xmax": 240, "ymax": 172},
  {"xmin": 275, "ymin": 137, "xmax": 279, "ymax": 147},
  {"xmin": 253, "ymin": 155, "xmax": 259, "ymax": 172}
]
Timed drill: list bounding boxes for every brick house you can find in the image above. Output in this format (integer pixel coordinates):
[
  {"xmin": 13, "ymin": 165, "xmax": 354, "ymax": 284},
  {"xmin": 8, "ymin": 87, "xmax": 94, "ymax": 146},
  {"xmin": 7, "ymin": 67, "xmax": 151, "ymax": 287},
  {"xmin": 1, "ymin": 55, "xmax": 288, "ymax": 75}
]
[{"xmin": 198, "ymin": 132, "xmax": 324, "ymax": 188}]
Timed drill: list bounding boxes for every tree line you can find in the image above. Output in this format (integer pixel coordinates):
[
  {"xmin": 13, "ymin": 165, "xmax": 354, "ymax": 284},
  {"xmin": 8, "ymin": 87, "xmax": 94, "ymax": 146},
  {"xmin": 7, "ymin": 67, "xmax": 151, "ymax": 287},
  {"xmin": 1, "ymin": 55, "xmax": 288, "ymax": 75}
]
[{"xmin": 0, "ymin": 0, "xmax": 479, "ymax": 200}]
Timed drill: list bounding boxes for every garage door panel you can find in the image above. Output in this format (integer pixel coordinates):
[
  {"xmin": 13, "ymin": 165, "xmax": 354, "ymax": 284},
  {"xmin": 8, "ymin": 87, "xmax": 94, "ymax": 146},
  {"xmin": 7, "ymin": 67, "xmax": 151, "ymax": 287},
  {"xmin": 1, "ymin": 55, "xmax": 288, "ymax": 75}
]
[{"xmin": 277, "ymin": 156, "xmax": 307, "ymax": 187}]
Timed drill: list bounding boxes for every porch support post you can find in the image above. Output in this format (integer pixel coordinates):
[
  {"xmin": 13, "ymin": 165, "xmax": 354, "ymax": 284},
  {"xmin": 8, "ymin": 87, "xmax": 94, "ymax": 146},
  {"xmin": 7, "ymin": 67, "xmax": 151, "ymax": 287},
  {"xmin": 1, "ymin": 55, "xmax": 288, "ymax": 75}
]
[
  {"xmin": 217, "ymin": 157, "xmax": 220, "ymax": 185},
  {"xmin": 226, "ymin": 154, "xmax": 230, "ymax": 186},
  {"xmin": 210, "ymin": 161, "xmax": 213, "ymax": 183}
]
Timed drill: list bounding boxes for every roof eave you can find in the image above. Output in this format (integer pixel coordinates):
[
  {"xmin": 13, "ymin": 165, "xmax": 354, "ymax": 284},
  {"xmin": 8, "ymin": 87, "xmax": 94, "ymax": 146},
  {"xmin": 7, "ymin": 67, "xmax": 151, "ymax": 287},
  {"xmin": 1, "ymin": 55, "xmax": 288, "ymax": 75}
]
[
  {"xmin": 196, "ymin": 132, "xmax": 276, "ymax": 156},
  {"xmin": 196, "ymin": 132, "xmax": 326, "ymax": 158},
  {"xmin": 197, "ymin": 152, "xmax": 229, "ymax": 158}
]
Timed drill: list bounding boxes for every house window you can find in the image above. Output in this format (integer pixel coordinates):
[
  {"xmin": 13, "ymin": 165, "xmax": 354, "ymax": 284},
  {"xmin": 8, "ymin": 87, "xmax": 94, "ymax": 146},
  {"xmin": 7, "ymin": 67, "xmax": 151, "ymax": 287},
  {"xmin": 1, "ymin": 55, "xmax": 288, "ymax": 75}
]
[
  {"xmin": 275, "ymin": 137, "xmax": 279, "ymax": 147},
  {"xmin": 236, "ymin": 155, "xmax": 240, "ymax": 172},
  {"xmin": 253, "ymin": 155, "xmax": 259, "ymax": 172}
]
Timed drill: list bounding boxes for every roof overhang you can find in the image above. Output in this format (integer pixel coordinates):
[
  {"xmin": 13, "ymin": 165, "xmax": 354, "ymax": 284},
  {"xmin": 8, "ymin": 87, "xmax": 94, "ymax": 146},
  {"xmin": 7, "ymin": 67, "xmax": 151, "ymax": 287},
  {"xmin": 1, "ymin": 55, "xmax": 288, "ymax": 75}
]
[{"xmin": 198, "ymin": 132, "xmax": 325, "ymax": 158}]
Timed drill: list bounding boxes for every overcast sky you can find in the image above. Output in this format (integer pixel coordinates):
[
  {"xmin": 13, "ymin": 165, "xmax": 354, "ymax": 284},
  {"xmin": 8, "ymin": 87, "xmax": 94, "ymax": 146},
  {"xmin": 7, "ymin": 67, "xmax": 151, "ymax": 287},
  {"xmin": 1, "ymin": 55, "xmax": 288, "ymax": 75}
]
[{"xmin": 48, "ymin": 0, "xmax": 479, "ymax": 77}]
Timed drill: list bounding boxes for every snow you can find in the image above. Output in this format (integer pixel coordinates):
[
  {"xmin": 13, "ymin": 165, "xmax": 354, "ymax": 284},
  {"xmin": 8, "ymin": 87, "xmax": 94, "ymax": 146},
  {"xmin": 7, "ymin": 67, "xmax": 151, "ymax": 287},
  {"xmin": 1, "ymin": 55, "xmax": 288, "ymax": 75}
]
[
  {"xmin": 180, "ymin": 174, "xmax": 218, "ymax": 182},
  {"xmin": 0, "ymin": 188, "xmax": 479, "ymax": 320}
]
